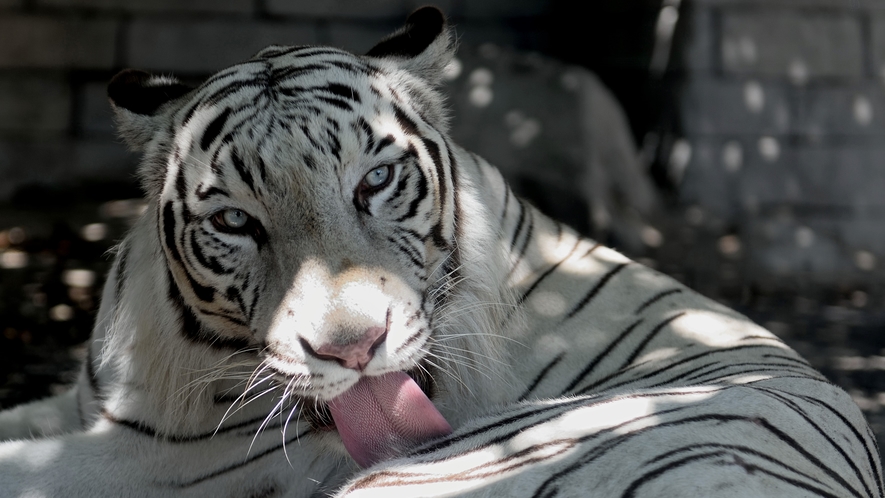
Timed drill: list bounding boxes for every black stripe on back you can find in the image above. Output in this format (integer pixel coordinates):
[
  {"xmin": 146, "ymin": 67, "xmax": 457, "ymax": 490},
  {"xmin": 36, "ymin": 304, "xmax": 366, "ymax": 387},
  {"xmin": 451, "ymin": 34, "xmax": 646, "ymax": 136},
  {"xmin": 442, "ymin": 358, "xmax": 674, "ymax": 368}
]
[
  {"xmin": 635, "ymin": 288, "xmax": 683, "ymax": 314},
  {"xmin": 564, "ymin": 263, "xmax": 629, "ymax": 320}
]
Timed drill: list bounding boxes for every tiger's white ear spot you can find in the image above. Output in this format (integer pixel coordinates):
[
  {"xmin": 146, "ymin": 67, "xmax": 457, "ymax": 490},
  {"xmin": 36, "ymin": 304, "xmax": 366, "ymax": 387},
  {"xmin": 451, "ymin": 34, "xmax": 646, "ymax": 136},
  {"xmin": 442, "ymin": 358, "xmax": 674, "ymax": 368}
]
[
  {"xmin": 107, "ymin": 69, "xmax": 193, "ymax": 150},
  {"xmin": 365, "ymin": 6, "xmax": 455, "ymax": 86}
]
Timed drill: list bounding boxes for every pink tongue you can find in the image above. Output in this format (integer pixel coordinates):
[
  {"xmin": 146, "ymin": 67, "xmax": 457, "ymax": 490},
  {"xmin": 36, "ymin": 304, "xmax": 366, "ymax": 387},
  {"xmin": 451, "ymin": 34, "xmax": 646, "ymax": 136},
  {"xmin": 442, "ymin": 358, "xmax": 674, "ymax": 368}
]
[{"xmin": 328, "ymin": 371, "xmax": 452, "ymax": 468}]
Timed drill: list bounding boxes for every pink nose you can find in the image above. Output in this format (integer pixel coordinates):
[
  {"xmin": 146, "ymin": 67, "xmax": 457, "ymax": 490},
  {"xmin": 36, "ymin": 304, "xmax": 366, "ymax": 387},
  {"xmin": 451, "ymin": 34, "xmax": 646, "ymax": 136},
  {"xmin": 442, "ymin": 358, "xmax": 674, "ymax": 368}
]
[{"xmin": 302, "ymin": 326, "xmax": 388, "ymax": 371}]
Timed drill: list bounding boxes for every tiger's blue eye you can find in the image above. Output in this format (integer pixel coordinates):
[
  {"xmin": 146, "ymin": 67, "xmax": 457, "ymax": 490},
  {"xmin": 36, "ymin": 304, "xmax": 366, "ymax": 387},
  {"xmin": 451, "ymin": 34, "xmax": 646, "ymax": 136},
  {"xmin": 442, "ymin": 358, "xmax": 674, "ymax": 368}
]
[
  {"xmin": 216, "ymin": 209, "xmax": 249, "ymax": 229},
  {"xmin": 363, "ymin": 166, "xmax": 391, "ymax": 188}
]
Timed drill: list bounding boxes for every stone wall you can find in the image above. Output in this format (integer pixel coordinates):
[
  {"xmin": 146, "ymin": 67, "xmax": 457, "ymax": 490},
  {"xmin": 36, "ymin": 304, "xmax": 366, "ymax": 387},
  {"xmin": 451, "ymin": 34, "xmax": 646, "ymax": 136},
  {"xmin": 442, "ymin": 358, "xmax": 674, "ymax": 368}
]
[
  {"xmin": 670, "ymin": 0, "xmax": 885, "ymax": 289},
  {"xmin": 0, "ymin": 0, "xmax": 555, "ymax": 203}
]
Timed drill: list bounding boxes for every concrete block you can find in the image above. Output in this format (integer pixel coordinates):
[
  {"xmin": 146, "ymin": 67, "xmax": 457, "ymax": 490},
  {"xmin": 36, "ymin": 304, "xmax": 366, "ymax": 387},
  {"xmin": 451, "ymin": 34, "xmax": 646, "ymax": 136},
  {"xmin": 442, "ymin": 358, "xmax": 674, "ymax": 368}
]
[
  {"xmin": 792, "ymin": 146, "xmax": 885, "ymax": 208},
  {"xmin": 37, "ymin": 0, "xmax": 252, "ymax": 13},
  {"xmin": 841, "ymin": 219, "xmax": 885, "ymax": 255},
  {"xmin": 793, "ymin": 84, "xmax": 885, "ymax": 137},
  {"xmin": 679, "ymin": 77, "xmax": 790, "ymax": 135},
  {"xmin": 746, "ymin": 215, "xmax": 852, "ymax": 283},
  {"xmin": 0, "ymin": 16, "xmax": 116, "ymax": 69},
  {"xmin": 0, "ymin": 74, "xmax": 71, "ymax": 135},
  {"xmin": 78, "ymin": 81, "xmax": 115, "ymax": 139},
  {"xmin": 126, "ymin": 20, "xmax": 317, "ymax": 73},
  {"xmin": 678, "ymin": 139, "xmax": 740, "ymax": 219},
  {"xmin": 0, "ymin": 140, "xmax": 72, "ymax": 201},
  {"xmin": 736, "ymin": 140, "xmax": 798, "ymax": 211},
  {"xmin": 71, "ymin": 139, "xmax": 136, "ymax": 180},
  {"xmin": 721, "ymin": 11, "xmax": 864, "ymax": 78},
  {"xmin": 265, "ymin": 0, "xmax": 408, "ymax": 19}
]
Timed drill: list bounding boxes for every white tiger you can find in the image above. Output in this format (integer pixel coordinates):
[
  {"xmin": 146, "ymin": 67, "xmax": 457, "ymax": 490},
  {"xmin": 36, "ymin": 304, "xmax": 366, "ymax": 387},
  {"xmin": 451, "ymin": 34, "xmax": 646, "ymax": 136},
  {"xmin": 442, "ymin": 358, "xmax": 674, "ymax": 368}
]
[{"xmin": 0, "ymin": 7, "xmax": 880, "ymax": 498}]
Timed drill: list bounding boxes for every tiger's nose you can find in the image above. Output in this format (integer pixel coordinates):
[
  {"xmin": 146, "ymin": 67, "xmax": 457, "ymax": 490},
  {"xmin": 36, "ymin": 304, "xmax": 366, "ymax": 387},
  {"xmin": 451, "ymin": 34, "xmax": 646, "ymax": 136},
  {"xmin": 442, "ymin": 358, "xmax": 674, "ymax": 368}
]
[{"xmin": 301, "ymin": 326, "xmax": 388, "ymax": 371}]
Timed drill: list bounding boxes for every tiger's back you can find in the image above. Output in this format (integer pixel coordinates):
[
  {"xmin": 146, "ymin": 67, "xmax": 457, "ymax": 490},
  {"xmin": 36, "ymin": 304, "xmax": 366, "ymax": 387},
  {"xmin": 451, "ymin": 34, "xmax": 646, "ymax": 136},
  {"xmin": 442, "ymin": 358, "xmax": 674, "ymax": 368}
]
[{"xmin": 0, "ymin": 7, "xmax": 879, "ymax": 498}]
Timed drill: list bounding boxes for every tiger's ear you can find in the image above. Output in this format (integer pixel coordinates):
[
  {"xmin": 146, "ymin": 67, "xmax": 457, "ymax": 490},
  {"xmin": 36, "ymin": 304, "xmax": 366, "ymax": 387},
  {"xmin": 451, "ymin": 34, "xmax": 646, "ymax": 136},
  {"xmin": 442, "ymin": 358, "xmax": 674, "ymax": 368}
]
[
  {"xmin": 108, "ymin": 69, "xmax": 193, "ymax": 150},
  {"xmin": 366, "ymin": 6, "xmax": 455, "ymax": 85}
]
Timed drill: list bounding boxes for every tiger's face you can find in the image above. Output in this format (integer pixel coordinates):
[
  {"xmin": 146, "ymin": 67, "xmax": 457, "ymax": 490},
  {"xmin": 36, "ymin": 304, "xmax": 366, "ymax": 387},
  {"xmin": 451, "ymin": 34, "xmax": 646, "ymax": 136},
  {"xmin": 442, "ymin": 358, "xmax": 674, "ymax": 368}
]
[{"xmin": 109, "ymin": 10, "xmax": 460, "ymax": 407}]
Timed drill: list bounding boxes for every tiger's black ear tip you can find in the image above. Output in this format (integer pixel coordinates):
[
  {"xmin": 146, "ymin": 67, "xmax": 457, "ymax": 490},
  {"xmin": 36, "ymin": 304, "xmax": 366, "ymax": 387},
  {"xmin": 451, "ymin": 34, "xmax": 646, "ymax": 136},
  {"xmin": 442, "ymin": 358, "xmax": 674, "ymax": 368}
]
[
  {"xmin": 107, "ymin": 69, "xmax": 192, "ymax": 116},
  {"xmin": 366, "ymin": 5, "xmax": 447, "ymax": 58},
  {"xmin": 406, "ymin": 5, "xmax": 445, "ymax": 30},
  {"xmin": 108, "ymin": 69, "xmax": 151, "ymax": 103}
]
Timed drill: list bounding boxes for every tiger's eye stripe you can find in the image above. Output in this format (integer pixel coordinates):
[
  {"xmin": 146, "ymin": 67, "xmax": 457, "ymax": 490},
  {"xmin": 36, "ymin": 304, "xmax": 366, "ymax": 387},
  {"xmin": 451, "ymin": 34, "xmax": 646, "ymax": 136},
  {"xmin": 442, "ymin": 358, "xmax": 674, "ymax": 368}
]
[
  {"xmin": 374, "ymin": 134, "xmax": 395, "ymax": 155},
  {"xmin": 197, "ymin": 307, "xmax": 248, "ymax": 328},
  {"xmin": 195, "ymin": 184, "xmax": 228, "ymax": 201},
  {"xmin": 387, "ymin": 236, "xmax": 424, "ymax": 269},
  {"xmin": 564, "ymin": 262, "xmax": 629, "ymax": 320},
  {"xmin": 395, "ymin": 156, "xmax": 429, "ymax": 222},
  {"xmin": 166, "ymin": 272, "xmax": 247, "ymax": 351},
  {"xmin": 189, "ymin": 229, "xmax": 231, "ymax": 275}
]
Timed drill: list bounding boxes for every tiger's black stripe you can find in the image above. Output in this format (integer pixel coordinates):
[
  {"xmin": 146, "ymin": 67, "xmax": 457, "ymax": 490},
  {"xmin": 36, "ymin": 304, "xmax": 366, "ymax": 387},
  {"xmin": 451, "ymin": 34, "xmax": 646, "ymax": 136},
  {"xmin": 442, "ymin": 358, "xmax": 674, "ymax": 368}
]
[
  {"xmin": 634, "ymin": 288, "xmax": 683, "ymax": 314},
  {"xmin": 519, "ymin": 353, "xmax": 565, "ymax": 401},
  {"xmin": 564, "ymin": 263, "xmax": 629, "ymax": 320},
  {"xmin": 619, "ymin": 313, "xmax": 686, "ymax": 369},
  {"xmin": 200, "ymin": 107, "xmax": 232, "ymax": 151},
  {"xmin": 517, "ymin": 240, "xmax": 587, "ymax": 306},
  {"xmin": 562, "ymin": 318, "xmax": 644, "ymax": 395}
]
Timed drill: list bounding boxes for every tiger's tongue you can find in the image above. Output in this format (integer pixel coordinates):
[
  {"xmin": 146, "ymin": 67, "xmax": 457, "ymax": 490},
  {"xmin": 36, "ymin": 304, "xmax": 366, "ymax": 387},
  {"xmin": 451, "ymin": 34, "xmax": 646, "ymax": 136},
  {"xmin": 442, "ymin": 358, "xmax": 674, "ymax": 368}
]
[{"xmin": 328, "ymin": 371, "xmax": 452, "ymax": 468}]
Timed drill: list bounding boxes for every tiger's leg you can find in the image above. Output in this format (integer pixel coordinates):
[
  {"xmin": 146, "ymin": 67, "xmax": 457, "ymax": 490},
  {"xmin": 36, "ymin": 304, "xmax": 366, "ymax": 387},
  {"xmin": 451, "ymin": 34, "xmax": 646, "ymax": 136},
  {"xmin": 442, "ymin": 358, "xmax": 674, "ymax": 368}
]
[
  {"xmin": 0, "ymin": 378, "xmax": 83, "ymax": 441},
  {"xmin": 0, "ymin": 414, "xmax": 348, "ymax": 498}
]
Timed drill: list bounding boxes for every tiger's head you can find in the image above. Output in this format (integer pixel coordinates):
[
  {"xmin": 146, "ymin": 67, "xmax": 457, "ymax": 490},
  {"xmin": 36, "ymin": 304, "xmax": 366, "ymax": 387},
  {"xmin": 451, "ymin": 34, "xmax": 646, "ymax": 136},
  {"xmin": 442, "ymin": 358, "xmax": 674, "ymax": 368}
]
[{"xmin": 107, "ymin": 7, "xmax": 513, "ymax": 439}]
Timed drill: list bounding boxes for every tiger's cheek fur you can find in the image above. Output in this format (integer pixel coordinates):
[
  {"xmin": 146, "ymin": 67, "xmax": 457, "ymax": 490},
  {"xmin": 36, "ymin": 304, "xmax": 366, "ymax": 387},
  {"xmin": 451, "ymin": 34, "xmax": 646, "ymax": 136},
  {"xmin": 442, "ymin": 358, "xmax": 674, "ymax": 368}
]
[{"xmin": 149, "ymin": 83, "xmax": 459, "ymax": 401}]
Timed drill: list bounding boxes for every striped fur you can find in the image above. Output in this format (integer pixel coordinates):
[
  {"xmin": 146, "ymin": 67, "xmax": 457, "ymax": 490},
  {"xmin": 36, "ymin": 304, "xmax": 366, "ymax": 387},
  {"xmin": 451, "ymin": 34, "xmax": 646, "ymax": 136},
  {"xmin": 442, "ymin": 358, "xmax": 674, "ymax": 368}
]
[{"xmin": 0, "ymin": 7, "xmax": 880, "ymax": 497}]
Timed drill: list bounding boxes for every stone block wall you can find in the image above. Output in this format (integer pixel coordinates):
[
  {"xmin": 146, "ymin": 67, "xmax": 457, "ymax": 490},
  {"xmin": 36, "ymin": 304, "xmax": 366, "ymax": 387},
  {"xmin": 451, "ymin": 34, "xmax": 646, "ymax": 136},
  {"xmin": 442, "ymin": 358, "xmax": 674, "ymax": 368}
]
[
  {"xmin": 0, "ymin": 0, "xmax": 553, "ymax": 204},
  {"xmin": 671, "ymin": 0, "xmax": 885, "ymax": 289}
]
